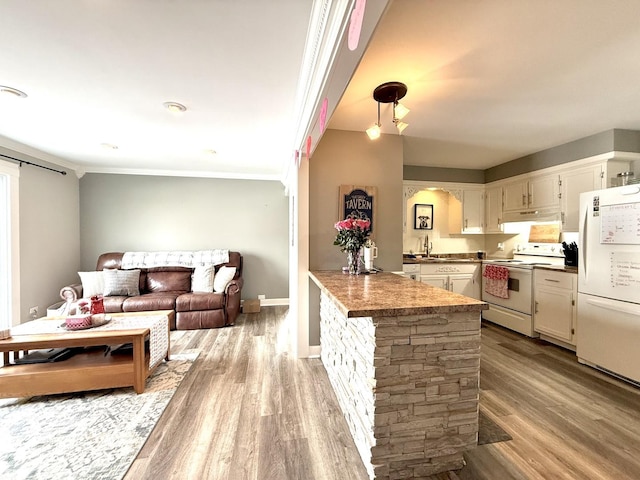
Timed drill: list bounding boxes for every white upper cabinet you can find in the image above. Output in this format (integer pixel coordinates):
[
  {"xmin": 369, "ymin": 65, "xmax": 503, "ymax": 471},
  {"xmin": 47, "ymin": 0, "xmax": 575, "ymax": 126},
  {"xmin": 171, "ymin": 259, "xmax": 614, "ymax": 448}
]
[
  {"xmin": 462, "ymin": 189, "xmax": 484, "ymax": 234},
  {"xmin": 502, "ymin": 179, "xmax": 529, "ymax": 213},
  {"xmin": 528, "ymin": 174, "xmax": 561, "ymax": 210},
  {"xmin": 503, "ymin": 173, "xmax": 559, "ymax": 213},
  {"xmin": 559, "ymin": 164, "xmax": 603, "ymax": 232},
  {"xmin": 484, "ymin": 185, "xmax": 503, "ymax": 233}
]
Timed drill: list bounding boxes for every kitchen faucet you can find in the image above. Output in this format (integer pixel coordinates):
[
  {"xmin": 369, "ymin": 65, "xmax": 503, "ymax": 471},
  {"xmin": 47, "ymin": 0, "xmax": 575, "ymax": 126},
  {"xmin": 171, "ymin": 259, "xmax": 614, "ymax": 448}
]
[{"xmin": 424, "ymin": 235, "xmax": 433, "ymax": 257}]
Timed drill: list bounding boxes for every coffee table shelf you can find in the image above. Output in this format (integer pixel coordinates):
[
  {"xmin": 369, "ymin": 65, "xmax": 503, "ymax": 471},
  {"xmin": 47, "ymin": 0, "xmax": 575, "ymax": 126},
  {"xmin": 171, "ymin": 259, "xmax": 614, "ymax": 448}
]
[
  {"xmin": 0, "ymin": 311, "xmax": 171, "ymax": 398},
  {"xmin": 0, "ymin": 348, "xmax": 152, "ymax": 398}
]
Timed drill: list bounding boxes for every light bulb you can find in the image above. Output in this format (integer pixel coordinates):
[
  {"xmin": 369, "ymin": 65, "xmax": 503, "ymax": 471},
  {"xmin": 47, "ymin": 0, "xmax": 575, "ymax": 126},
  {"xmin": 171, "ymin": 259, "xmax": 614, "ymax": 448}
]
[
  {"xmin": 163, "ymin": 101, "xmax": 187, "ymax": 113},
  {"xmin": 394, "ymin": 102, "xmax": 410, "ymax": 120},
  {"xmin": 366, "ymin": 124, "xmax": 381, "ymax": 140},
  {"xmin": 395, "ymin": 121, "xmax": 409, "ymax": 134}
]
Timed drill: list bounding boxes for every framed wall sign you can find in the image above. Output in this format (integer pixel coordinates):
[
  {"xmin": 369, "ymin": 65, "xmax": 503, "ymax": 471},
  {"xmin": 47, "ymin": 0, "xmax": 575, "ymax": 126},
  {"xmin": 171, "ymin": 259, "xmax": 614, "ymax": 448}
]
[
  {"xmin": 414, "ymin": 204, "xmax": 433, "ymax": 230},
  {"xmin": 339, "ymin": 185, "xmax": 377, "ymax": 235}
]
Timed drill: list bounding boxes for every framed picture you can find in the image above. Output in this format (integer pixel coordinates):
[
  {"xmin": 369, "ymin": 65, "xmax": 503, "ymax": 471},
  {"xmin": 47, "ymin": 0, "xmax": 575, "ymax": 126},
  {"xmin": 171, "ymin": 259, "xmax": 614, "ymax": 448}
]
[{"xmin": 414, "ymin": 204, "xmax": 433, "ymax": 230}]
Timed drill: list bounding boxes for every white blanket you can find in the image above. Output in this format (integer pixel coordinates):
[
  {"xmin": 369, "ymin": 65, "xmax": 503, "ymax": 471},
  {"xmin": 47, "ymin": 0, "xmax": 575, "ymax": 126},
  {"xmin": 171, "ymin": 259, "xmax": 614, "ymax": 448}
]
[{"xmin": 121, "ymin": 250, "xmax": 229, "ymax": 269}]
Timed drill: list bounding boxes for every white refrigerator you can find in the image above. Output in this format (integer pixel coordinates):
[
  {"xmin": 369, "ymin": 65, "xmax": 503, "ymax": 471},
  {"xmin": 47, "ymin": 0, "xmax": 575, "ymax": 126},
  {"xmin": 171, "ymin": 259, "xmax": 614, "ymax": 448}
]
[{"xmin": 578, "ymin": 184, "xmax": 640, "ymax": 384}]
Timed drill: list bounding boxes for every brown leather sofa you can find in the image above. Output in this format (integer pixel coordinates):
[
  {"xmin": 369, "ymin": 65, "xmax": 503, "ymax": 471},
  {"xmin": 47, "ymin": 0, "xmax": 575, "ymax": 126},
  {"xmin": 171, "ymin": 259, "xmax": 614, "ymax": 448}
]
[{"xmin": 60, "ymin": 251, "xmax": 243, "ymax": 330}]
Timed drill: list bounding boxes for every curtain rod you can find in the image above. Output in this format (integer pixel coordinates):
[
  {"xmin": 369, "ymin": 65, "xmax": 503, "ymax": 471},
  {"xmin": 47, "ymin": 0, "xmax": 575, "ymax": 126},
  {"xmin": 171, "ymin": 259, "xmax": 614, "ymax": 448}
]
[{"xmin": 0, "ymin": 153, "xmax": 67, "ymax": 176}]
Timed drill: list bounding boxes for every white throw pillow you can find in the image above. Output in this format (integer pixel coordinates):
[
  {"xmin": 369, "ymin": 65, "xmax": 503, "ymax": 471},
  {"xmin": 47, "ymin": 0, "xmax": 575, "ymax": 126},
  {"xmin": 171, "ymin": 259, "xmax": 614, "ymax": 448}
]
[
  {"xmin": 78, "ymin": 271, "xmax": 105, "ymax": 297},
  {"xmin": 103, "ymin": 269, "xmax": 141, "ymax": 296},
  {"xmin": 192, "ymin": 265, "xmax": 216, "ymax": 292},
  {"xmin": 213, "ymin": 266, "xmax": 236, "ymax": 293}
]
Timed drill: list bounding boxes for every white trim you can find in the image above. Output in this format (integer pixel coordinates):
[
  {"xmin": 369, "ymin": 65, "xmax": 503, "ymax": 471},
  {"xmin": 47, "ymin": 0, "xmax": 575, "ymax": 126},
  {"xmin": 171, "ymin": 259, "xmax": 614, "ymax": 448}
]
[
  {"xmin": 308, "ymin": 345, "xmax": 321, "ymax": 358},
  {"xmin": 259, "ymin": 298, "xmax": 290, "ymax": 307},
  {"xmin": 0, "ymin": 162, "xmax": 20, "ymax": 328}
]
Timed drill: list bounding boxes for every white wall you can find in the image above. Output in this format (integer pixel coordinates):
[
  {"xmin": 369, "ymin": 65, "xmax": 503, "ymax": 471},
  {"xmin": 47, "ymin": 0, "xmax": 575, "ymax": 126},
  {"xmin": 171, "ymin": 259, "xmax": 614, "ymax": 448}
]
[{"xmin": 79, "ymin": 174, "xmax": 289, "ymax": 300}]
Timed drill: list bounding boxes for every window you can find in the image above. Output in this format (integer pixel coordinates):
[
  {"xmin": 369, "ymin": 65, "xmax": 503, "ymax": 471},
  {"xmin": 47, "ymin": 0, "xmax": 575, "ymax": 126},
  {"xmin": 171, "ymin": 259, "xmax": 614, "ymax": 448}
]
[{"xmin": 0, "ymin": 163, "xmax": 19, "ymax": 329}]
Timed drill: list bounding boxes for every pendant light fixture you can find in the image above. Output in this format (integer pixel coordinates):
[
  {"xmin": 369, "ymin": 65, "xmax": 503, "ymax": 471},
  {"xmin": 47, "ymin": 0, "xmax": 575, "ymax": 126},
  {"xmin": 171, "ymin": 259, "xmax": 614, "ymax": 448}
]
[{"xmin": 365, "ymin": 81, "xmax": 409, "ymax": 140}]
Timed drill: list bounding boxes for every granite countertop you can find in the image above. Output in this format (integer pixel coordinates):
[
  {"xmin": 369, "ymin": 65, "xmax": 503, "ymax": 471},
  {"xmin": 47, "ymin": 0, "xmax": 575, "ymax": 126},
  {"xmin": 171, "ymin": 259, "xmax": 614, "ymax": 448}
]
[
  {"xmin": 403, "ymin": 253, "xmax": 483, "ymax": 264},
  {"xmin": 309, "ymin": 271, "xmax": 487, "ymax": 318},
  {"xmin": 403, "ymin": 257, "xmax": 482, "ymax": 264}
]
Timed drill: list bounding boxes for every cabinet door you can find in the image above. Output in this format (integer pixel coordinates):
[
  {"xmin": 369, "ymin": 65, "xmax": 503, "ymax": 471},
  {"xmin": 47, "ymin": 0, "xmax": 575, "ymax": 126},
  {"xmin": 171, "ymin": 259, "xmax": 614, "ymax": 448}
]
[
  {"xmin": 528, "ymin": 174, "xmax": 560, "ymax": 210},
  {"xmin": 449, "ymin": 273, "xmax": 478, "ymax": 299},
  {"xmin": 484, "ymin": 186, "xmax": 503, "ymax": 233},
  {"xmin": 560, "ymin": 164, "xmax": 603, "ymax": 232},
  {"xmin": 462, "ymin": 190, "xmax": 484, "ymax": 233},
  {"xmin": 534, "ymin": 285, "xmax": 574, "ymax": 343},
  {"xmin": 502, "ymin": 180, "xmax": 528, "ymax": 212},
  {"xmin": 420, "ymin": 275, "xmax": 448, "ymax": 290}
]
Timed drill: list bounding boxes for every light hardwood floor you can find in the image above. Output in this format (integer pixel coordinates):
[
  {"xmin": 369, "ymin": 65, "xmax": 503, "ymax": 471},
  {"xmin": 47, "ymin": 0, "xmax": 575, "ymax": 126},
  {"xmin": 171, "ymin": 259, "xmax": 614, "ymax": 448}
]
[{"xmin": 125, "ymin": 307, "xmax": 640, "ymax": 480}]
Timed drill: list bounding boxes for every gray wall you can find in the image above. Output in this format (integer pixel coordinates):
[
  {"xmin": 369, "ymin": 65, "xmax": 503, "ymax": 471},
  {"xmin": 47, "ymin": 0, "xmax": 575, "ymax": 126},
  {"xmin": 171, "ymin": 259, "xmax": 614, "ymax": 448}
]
[
  {"xmin": 404, "ymin": 129, "xmax": 640, "ymax": 184},
  {"xmin": 403, "ymin": 165, "xmax": 484, "ymax": 183},
  {"xmin": 79, "ymin": 174, "xmax": 289, "ymax": 300},
  {"xmin": 485, "ymin": 129, "xmax": 617, "ymax": 183},
  {"xmin": 485, "ymin": 129, "xmax": 640, "ymax": 183},
  {"xmin": 2, "ymin": 148, "xmax": 81, "ymax": 323}
]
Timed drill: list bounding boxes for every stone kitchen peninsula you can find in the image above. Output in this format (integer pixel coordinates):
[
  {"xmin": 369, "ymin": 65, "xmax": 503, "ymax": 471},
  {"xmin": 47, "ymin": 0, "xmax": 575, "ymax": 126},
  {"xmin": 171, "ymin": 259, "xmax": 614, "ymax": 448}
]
[{"xmin": 309, "ymin": 271, "xmax": 487, "ymax": 479}]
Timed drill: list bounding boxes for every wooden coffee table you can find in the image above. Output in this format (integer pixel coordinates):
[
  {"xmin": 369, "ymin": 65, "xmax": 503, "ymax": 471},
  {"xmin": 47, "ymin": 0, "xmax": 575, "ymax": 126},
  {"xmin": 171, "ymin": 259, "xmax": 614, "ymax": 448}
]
[{"xmin": 0, "ymin": 310, "xmax": 172, "ymax": 398}]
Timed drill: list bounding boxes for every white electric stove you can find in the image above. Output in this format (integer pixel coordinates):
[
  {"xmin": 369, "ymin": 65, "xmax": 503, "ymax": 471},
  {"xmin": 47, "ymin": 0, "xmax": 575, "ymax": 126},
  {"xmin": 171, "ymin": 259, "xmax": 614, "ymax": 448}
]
[{"xmin": 482, "ymin": 243, "xmax": 565, "ymax": 336}]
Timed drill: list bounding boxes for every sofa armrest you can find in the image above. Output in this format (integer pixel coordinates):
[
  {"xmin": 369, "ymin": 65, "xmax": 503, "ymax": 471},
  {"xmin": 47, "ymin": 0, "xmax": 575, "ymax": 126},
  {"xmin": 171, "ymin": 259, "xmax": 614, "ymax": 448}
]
[
  {"xmin": 60, "ymin": 283, "xmax": 83, "ymax": 303},
  {"xmin": 224, "ymin": 278, "xmax": 243, "ymax": 325}
]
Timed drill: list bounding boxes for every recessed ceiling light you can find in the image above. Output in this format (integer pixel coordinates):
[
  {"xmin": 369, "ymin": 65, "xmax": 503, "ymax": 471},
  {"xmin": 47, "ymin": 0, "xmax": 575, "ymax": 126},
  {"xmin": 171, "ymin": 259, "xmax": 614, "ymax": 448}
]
[
  {"xmin": 163, "ymin": 101, "xmax": 187, "ymax": 113},
  {"xmin": 0, "ymin": 86, "xmax": 28, "ymax": 98},
  {"xmin": 100, "ymin": 143, "xmax": 119, "ymax": 150}
]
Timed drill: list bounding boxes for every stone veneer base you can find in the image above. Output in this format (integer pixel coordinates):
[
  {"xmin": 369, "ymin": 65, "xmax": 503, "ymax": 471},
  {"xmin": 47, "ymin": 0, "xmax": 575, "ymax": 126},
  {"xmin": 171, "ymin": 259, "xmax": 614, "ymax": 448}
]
[{"xmin": 319, "ymin": 291, "xmax": 480, "ymax": 479}]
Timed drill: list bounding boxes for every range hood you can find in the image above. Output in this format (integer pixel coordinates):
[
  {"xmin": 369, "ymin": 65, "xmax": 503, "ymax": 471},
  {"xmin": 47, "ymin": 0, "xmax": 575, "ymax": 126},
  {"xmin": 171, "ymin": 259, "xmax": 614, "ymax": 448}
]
[{"xmin": 502, "ymin": 208, "xmax": 562, "ymax": 223}]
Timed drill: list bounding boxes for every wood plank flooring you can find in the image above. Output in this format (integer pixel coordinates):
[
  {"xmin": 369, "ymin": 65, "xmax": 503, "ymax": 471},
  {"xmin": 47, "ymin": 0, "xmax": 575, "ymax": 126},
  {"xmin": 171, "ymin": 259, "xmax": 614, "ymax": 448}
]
[{"xmin": 125, "ymin": 307, "xmax": 640, "ymax": 480}]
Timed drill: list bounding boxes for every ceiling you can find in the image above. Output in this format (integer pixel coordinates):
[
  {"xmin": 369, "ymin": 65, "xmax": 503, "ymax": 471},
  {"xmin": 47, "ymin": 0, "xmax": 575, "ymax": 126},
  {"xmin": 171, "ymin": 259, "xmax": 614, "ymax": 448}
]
[
  {"xmin": 330, "ymin": 0, "xmax": 640, "ymax": 169},
  {"xmin": 0, "ymin": 1, "xmax": 313, "ymax": 179},
  {"xmin": 2, "ymin": 1, "xmax": 640, "ymax": 179}
]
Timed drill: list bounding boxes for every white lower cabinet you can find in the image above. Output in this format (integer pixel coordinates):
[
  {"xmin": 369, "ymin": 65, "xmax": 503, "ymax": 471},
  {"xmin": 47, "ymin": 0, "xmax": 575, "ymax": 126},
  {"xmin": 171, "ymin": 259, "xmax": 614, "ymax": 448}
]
[
  {"xmin": 420, "ymin": 263, "xmax": 481, "ymax": 300},
  {"xmin": 533, "ymin": 269, "xmax": 577, "ymax": 348}
]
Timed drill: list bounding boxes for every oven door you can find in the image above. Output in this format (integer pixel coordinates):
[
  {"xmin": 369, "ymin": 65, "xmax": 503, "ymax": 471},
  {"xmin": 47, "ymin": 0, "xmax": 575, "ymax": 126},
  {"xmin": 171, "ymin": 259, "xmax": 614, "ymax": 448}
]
[{"xmin": 481, "ymin": 265, "xmax": 532, "ymax": 314}]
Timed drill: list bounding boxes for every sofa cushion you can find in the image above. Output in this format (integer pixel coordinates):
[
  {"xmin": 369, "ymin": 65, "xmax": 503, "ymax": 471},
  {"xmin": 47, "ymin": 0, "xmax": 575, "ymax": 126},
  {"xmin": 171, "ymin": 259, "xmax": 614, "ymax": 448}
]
[
  {"xmin": 191, "ymin": 265, "xmax": 215, "ymax": 292},
  {"xmin": 103, "ymin": 269, "xmax": 140, "ymax": 296},
  {"xmin": 146, "ymin": 270, "xmax": 191, "ymax": 293},
  {"xmin": 123, "ymin": 292, "xmax": 180, "ymax": 312},
  {"xmin": 78, "ymin": 271, "xmax": 105, "ymax": 297},
  {"xmin": 176, "ymin": 292, "xmax": 225, "ymax": 312},
  {"xmin": 102, "ymin": 295, "xmax": 127, "ymax": 313},
  {"xmin": 213, "ymin": 266, "xmax": 236, "ymax": 293}
]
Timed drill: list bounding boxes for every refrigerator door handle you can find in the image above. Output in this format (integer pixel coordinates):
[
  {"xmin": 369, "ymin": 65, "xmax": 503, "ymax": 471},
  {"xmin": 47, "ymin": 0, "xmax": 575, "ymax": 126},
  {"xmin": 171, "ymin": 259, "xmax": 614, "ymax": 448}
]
[
  {"xmin": 579, "ymin": 200, "xmax": 588, "ymax": 278},
  {"xmin": 585, "ymin": 297, "xmax": 640, "ymax": 316}
]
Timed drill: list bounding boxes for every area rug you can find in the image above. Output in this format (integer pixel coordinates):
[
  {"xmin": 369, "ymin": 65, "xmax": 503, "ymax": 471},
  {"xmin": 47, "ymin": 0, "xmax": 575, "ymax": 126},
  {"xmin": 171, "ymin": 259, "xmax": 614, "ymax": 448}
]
[
  {"xmin": 0, "ymin": 351, "xmax": 198, "ymax": 480},
  {"xmin": 478, "ymin": 410, "xmax": 513, "ymax": 445}
]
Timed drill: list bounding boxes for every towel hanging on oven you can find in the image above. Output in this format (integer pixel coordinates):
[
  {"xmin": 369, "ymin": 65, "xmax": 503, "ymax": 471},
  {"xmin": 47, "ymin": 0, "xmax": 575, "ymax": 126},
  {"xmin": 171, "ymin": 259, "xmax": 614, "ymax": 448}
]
[{"xmin": 483, "ymin": 265, "xmax": 509, "ymax": 299}]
